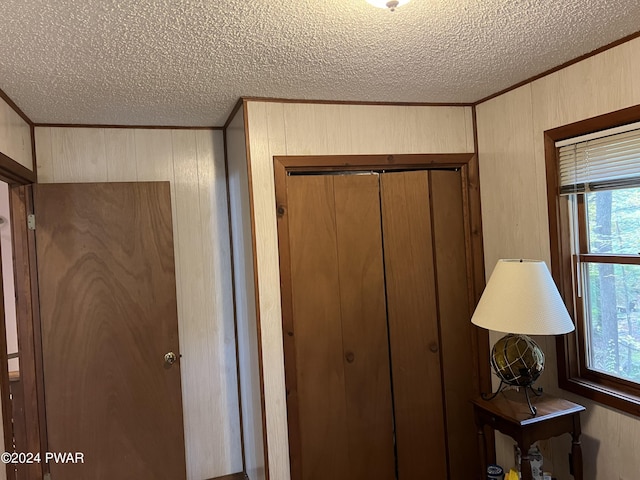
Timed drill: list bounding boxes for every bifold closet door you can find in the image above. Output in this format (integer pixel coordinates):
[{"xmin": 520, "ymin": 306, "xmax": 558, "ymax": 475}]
[
  {"xmin": 430, "ymin": 170, "xmax": 479, "ymax": 478},
  {"xmin": 380, "ymin": 171, "xmax": 448, "ymax": 478},
  {"xmin": 283, "ymin": 174, "xmax": 395, "ymax": 480}
]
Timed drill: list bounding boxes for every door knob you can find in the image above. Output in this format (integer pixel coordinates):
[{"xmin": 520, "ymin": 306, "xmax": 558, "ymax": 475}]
[{"xmin": 164, "ymin": 352, "xmax": 177, "ymax": 366}]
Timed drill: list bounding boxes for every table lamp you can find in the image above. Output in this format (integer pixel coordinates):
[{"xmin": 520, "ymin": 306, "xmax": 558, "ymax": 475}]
[{"xmin": 471, "ymin": 259, "xmax": 575, "ymax": 415}]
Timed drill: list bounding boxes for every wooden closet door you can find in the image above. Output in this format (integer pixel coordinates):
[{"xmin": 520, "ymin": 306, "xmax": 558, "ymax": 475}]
[
  {"xmin": 380, "ymin": 171, "xmax": 448, "ymax": 478},
  {"xmin": 431, "ymin": 170, "xmax": 479, "ymax": 479},
  {"xmin": 282, "ymin": 174, "xmax": 395, "ymax": 480}
]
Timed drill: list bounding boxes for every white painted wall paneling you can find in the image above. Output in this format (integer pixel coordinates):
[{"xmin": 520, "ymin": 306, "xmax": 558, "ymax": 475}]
[
  {"xmin": 34, "ymin": 127, "xmax": 242, "ymax": 480},
  {"xmin": 243, "ymin": 101, "xmax": 475, "ymax": 480},
  {"xmin": 226, "ymin": 107, "xmax": 266, "ymax": 480},
  {"xmin": 476, "ymin": 35, "xmax": 640, "ymax": 480},
  {"xmin": 0, "ymin": 182, "xmax": 18, "ymax": 373},
  {"xmin": 0, "ymin": 97, "xmax": 32, "ymax": 171}
]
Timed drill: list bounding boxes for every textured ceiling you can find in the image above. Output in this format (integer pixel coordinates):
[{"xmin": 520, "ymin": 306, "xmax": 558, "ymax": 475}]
[{"xmin": 0, "ymin": 0, "xmax": 639, "ymax": 126}]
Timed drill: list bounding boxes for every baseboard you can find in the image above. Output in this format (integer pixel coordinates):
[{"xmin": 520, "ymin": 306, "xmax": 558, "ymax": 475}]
[{"xmin": 207, "ymin": 473, "xmax": 247, "ymax": 480}]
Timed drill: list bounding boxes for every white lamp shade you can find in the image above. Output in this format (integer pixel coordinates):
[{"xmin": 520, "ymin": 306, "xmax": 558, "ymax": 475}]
[{"xmin": 471, "ymin": 259, "xmax": 575, "ymax": 335}]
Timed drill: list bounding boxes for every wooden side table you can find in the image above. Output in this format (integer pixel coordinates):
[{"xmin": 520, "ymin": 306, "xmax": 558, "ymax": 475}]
[{"xmin": 473, "ymin": 390, "xmax": 585, "ymax": 480}]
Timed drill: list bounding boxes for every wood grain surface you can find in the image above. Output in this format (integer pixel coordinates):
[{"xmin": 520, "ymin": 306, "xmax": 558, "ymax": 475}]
[
  {"xmin": 431, "ymin": 170, "xmax": 480, "ymax": 478},
  {"xmin": 333, "ymin": 175, "xmax": 395, "ymax": 480},
  {"xmin": 286, "ymin": 175, "xmax": 349, "ymax": 479},
  {"xmin": 380, "ymin": 171, "xmax": 448, "ymax": 478},
  {"xmin": 284, "ymin": 174, "xmax": 395, "ymax": 480},
  {"xmin": 35, "ymin": 182, "xmax": 186, "ymax": 480}
]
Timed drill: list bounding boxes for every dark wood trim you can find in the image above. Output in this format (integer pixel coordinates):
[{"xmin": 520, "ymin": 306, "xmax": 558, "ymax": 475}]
[
  {"xmin": 563, "ymin": 377, "xmax": 640, "ymax": 416},
  {"xmin": 475, "ymin": 29, "xmax": 640, "ymax": 106},
  {"xmin": 241, "ymin": 96, "xmax": 472, "ymax": 107},
  {"xmin": 545, "ymin": 104, "xmax": 640, "ymax": 417},
  {"xmin": 0, "ymin": 145, "xmax": 40, "ymax": 478},
  {"xmin": 0, "ymin": 152, "xmax": 36, "ymax": 185},
  {"xmin": 30, "ymin": 124, "xmax": 37, "ymax": 184},
  {"xmin": 33, "ymin": 123, "xmax": 222, "ymax": 130},
  {"xmin": 222, "ymin": 127, "xmax": 247, "ymax": 472},
  {"xmin": 206, "ymin": 472, "xmax": 248, "ymax": 480},
  {"xmin": 545, "ymin": 131, "xmax": 578, "ymax": 385},
  {"xmin": 272, "ymin": 157, "xmax": 301, "ymax": 480},
  {"xmin": 241, "ymin": 101, "xmax": 271, "ymax": 480},
  {"xmin": 273, "ymin": 153, "xmax": 487, "ymax": 479},
  {"xmin": 0, "ymin": 87, "xmax": 32, "ymax": 126},
  {"xmin": 546, "ymin": 104, "xmax": 640, "ymax": 142},
  {"xmin": 0, "ymin": 150, "xmax": 39, "ymax": 478},
  {"xmin": 224, "ymin": 98, "xmax": 245, "ymax": 131},
  {"xmin": 275, "ymin": 153, "xmax": 474, "ymax": 171},
  {"xmin": 10, "ymin": 186, "xmax": 45, "ymax": 479}
]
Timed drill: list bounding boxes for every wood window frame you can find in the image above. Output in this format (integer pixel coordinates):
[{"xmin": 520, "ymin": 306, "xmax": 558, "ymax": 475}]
[{"xmin": 545, "ymin": 104, "xmax": 640, "ymax": 416}]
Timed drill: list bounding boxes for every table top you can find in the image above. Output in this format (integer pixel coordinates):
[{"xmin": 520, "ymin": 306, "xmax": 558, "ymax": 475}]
[{"xmin": 473, "ymin": 389, "xmax": 585, "ymax": 426}]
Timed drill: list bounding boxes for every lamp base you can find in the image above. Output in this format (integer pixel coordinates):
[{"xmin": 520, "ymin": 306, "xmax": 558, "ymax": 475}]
[{"xmin": 482, "ymin": 380, "xmax": 543, "ymax": 416}]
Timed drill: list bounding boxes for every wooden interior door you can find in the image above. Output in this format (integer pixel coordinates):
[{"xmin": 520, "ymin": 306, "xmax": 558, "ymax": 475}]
[
  {"xmin": 33, "ymin": 182, "xmax": 187, "ymax": 480},
  {"xmin": 282, "ymin": 173, "xmax": 395, "ymax": 480}
]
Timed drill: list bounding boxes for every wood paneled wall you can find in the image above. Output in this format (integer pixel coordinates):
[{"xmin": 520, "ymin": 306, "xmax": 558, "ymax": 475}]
[
  {"xmin": 34, "ymin": 127, "xmax": 242, "ymax": 480},
  {"xmin": 242, "ymin": 102, "xmax": 475, "ymax": 480},
  {"xmin": 476, "ymin": 36, "xmax": 640, "ymax": 479},
  {"xmin": 0, "ymin": 182, "xmax": 18, "ymax": 373},
  {"xmin": 227, "ymin": 109, "xmax": 266, "ymax": 480},
  {"xmin": 0, "ymin": 97, "xmax": 32, "ymax": 171}
]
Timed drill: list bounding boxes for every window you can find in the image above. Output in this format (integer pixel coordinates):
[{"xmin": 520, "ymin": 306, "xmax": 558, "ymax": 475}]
[{"xmin": 546, "ymin": 106, "xmax": 640, "ymax": 415}]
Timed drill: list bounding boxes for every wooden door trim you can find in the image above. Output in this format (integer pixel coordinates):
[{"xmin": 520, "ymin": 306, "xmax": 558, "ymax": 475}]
[
  {"xmin": 0, "ymin": 151, "xmax": 42, "ymax": 480},
  {"xmin": 275, "ymin": 153, "xmax": 474, "ymax": 172},
  {"xmin": 0, "ymin": 152, "xmax": 35, "ymax": 185},
  {"xmin": 0, "ymin": 149, "xmax": 39, "ymax": 479},
  {"xmin": 273, "ymin": 153, "xmax": 491, "ymax": 477},
  {"xmin": 10, "ymin": 186, "xmax": 47, "ymax": 479}
]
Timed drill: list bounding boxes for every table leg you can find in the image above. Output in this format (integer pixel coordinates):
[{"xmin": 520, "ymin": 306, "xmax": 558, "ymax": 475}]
[
  {"xmin": 477, "ymin": 423, "xmax": 487, "ymax": 479},
  {"xmin": 520, "ymin": 443, "xmax": 533, "ymax": 480},
  {"xmin": 571, "ymin": 415, "xmax": 583, "ymax": 480}
]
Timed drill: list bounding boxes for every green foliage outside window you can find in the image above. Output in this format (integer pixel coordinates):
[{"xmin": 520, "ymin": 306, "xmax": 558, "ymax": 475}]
[{"xmin": 584, "ymin": 187, "xmax": 640, "ymax": 382}]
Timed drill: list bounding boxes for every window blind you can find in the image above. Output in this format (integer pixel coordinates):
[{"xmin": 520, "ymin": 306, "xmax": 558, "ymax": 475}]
[{"xmin": 558, "ymin": 127, "xmax": 640, "ymax": 194}]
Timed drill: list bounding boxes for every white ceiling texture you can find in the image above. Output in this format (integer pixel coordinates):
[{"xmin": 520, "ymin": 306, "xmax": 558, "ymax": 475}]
[{"xmin": 1, "ymin": 0, "xmax": 639, "ymax": 126}]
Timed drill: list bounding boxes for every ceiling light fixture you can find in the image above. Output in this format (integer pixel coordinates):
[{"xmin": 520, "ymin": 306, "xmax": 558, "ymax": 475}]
[{"xmin": 366, "ymin": 0, "xmax": 411, "ymax": 12}]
